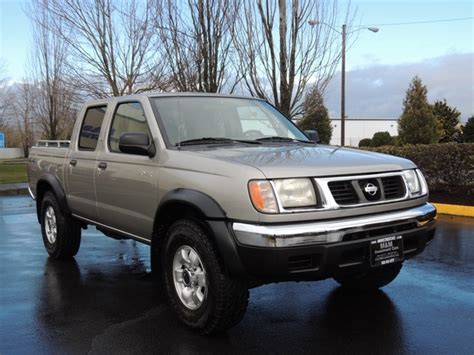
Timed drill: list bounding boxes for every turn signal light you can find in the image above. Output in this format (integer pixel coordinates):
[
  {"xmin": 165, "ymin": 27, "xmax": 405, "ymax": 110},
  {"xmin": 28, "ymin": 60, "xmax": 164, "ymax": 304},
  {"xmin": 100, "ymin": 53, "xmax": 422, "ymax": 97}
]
[{"xmin": 248, "ymin": 180, "xmax": 279, "ymax": 213}]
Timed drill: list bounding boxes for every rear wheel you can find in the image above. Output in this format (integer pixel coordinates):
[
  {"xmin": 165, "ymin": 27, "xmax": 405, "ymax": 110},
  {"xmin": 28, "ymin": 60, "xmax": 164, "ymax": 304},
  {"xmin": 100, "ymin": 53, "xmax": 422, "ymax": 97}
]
[
  {"xmin": 40, "ymin": 191, "xmax": 81, "ymax": 259},
  {"xmin": 334, "ymin": 263, "xmax": 402, "ymax": 290},
  {"xmin": 161, "ymin": 219, "xmax": 249, "ymax": 334}
]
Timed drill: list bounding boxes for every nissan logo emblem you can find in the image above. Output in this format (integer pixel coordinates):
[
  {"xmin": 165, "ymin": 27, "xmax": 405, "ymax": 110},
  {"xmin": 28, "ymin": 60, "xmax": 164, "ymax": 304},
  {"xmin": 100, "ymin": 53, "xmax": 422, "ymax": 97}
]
[{"xmin": 364, "ymin": 183, "xmax": 378, "ymax": 196}]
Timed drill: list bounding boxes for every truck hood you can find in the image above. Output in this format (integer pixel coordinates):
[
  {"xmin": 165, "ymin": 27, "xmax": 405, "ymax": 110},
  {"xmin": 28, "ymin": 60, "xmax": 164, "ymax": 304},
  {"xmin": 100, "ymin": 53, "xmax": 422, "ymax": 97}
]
[{"xmin": 189, "ymin": 144, "xmax": 415, "ymax": 178}]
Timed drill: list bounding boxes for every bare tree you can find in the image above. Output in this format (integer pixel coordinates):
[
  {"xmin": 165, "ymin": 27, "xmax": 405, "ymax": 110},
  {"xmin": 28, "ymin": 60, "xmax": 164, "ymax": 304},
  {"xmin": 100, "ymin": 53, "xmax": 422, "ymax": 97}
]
[
  {"xmin": 14, "ymin": 83, "xmax": 37, "ymax": 156},
  {"xmin": 39, "ymin": 0, "xmax": 162, "ymax": 97},
  {"xmin": 0, "ymin": 61, "xmax": 13, "ymax": 130},
  {"xmin": 153, "ymin": 0, "xmax": 240, "ymax": 93},
  {"xmin": 233, "ymin": 0, "xmax": 354, "ymax": 117},
  {"xmin": 28, "ymin": 0, "xmax": 77, "ymax": 140}
]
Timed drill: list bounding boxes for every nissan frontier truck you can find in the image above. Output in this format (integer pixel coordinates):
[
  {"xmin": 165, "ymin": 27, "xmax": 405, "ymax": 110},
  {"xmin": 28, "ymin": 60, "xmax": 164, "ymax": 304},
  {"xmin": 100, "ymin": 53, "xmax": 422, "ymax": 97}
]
[{"xmin": 27, "ymin": 93, "xmax": 436, "ymax": 334}]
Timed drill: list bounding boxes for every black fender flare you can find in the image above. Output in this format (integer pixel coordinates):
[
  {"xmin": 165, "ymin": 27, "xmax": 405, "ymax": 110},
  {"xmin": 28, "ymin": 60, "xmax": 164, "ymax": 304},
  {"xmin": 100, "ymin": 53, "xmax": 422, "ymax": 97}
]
[
  {"xmin": 154, "ymin": 189, "xmax": 246, "ymax": 277},
  {"xmin": 157, "ymin": 188, "xmax": 227, "ymax": 220},
  {"xmin": 35, "ymin": 173, "xmax": 71, "ymax": 223}
]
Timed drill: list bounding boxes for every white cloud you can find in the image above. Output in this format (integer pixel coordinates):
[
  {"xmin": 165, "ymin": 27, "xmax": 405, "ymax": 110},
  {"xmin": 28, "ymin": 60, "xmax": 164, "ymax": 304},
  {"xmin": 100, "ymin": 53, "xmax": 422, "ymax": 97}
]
[{"xmin": 324, "ymin": 52, "xmax": 474, "ymax": 122}]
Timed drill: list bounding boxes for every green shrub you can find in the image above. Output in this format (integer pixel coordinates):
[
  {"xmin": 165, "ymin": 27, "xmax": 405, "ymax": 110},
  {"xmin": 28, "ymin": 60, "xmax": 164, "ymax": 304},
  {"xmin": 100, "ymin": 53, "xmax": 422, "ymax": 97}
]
[
  {"xmin": 371, "ymin": 131, "xmax": 393, "ymax": 147},
  {"xmin": 391, "ymin": 136, "xmax": 401, "ymax": 146},
  {"xmin": 362, "ymin": 143, "xmax": 474, "ymax": 193},
  {"xmin": 358, "ymin": 138, "xmax": 372, "ymax": 147}
]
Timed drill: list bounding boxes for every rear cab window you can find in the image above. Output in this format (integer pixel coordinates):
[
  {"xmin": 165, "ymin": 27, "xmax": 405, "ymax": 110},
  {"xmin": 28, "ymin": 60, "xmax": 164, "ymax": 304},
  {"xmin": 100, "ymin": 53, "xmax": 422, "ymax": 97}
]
[{"xmin": 78, "ymin": 106, "xmax": 107, "ymax": 150}]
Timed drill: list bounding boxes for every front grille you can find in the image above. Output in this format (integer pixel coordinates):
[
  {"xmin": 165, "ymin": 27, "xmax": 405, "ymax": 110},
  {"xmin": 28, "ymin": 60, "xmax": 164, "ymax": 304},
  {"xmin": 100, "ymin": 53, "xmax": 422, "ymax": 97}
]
[
  {"xmin": 328, "ymin": 181, "xmax": 359, "ymax": 205},
  {"xmin": 381, "ymin": 176, "xmax": 406, "ymax": 199},
  {"xmin": 327, "ymin": 174, "xmax": 407, "ymax": 206}
]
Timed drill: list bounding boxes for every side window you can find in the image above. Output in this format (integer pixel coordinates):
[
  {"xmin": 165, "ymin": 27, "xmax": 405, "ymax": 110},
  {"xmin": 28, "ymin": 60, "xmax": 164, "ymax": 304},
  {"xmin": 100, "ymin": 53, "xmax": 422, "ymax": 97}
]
[
  {"xmin": 79, "ymin": 106, "xmax": 107, "ymax": 150},
  {"xmin": 108, "ymin": 102, "xmax": 152, "ymax": 153}
]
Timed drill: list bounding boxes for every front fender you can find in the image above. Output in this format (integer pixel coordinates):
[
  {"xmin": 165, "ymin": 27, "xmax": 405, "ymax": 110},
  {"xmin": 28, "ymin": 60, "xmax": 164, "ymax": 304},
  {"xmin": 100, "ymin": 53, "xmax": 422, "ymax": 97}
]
[
  {"xmin": 158, "ymin": 188, "xmax": 227, "ymax": 220},
  {"xmin": 154, "ymin": 189, "xmax": 246, "ymax": 277}
]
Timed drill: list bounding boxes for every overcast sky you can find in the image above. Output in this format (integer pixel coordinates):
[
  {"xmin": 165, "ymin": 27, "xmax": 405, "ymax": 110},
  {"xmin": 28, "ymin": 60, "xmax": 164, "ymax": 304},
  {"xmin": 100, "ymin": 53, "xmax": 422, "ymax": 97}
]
[
  {"xmin": 0, "ymin": 0, "xmax": 473, "ymax": 120},
  {"xmin": 325, "ymin": 52, "xmax": 473, "ymax": 122}
]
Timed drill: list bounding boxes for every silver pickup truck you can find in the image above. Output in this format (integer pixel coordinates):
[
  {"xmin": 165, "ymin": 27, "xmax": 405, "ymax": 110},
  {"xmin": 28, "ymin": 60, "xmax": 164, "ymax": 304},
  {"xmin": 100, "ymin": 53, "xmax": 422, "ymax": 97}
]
[{"xmin": 28, "ymin": 93, "xmax": 436, "ymax": 334}]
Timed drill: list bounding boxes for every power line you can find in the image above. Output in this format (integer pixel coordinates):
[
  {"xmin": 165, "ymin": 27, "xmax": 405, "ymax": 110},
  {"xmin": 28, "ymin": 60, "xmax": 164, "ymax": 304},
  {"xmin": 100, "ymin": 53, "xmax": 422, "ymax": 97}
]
[{"xmin": 360, "ymin": 16, "xmax": 473, "ymax": 27}]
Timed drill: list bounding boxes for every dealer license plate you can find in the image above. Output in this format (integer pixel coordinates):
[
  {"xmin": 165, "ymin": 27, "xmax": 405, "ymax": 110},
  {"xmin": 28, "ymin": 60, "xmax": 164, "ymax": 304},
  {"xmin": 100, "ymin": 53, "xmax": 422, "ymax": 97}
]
[{"xmin": 370, "ymin": 235, "xmax": 403, "ymax": 267}]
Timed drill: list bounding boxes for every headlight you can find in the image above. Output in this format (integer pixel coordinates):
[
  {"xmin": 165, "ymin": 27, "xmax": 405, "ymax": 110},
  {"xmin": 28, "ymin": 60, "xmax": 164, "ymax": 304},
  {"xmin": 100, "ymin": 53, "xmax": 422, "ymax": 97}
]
[
  {"xmin": 248, "ymin": 178, "xmax": 317, "ymax": 213},
  {"xmin": 273, "ymin": 178, "xmax": 317, "ymax": 208},
  {"xmin": 416, "ymin": 169, "xmax": 429, "ymax": 195},
  {"xmin": 402, "ymin": 169, "xmax": 428, "ymax": 196},
  {"xmin": 248, "ymin": 180, "xmax": 279, "ymax": 213}
]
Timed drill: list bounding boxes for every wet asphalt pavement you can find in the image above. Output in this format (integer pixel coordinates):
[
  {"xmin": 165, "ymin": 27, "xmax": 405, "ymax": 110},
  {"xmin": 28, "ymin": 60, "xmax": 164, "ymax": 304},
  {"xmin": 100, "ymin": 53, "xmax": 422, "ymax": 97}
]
[{"xmin": 0, "ymin": 196, "xmax": 473, "ymax": 354}]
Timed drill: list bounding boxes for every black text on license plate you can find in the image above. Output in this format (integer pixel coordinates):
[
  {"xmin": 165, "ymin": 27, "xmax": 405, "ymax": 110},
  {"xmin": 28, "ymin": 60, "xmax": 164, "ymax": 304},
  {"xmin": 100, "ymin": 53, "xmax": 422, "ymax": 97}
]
[{"xmin": 370, "ymin": 235, "xmax": 403, "ymax": 267}]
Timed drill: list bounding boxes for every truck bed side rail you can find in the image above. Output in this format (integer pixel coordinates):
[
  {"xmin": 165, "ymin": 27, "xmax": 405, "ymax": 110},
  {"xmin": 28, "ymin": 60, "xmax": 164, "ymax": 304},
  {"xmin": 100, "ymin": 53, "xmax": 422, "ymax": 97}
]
[{"xmin": 35, "ymin": 140, "xmax": 71, "ymax": 148}]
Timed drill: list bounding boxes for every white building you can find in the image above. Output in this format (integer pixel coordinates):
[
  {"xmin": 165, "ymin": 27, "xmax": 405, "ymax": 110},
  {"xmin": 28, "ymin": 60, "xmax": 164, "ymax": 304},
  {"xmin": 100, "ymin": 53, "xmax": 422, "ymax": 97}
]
[{"xmin": 330, "ymin": 118, "xmax": 398, "ymax": 146}]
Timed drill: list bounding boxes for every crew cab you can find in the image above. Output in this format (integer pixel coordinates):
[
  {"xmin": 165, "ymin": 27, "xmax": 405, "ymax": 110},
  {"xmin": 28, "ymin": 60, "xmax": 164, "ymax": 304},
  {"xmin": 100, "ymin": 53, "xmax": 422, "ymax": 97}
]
[{"xmin": 27, "ymin": 93, "xmax": 436, "ymax": 334}]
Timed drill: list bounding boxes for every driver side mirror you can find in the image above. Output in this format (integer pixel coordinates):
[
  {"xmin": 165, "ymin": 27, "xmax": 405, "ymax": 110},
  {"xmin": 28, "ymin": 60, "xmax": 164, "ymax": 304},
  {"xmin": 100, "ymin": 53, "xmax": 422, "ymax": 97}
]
[
  {"xmin": 119, "ymin": 132, "xmax": 156, "ymax": 157},
  {"xmin": 304, "ymin": 130, "xmax": 320, "ymax": 143}
]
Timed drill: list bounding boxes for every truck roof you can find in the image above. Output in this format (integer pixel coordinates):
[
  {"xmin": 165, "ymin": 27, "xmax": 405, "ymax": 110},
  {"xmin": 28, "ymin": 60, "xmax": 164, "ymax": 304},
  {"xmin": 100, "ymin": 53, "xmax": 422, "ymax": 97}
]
[{"xmin": 84, "ymin": 92, "xmax": 265, "ymax": 106}]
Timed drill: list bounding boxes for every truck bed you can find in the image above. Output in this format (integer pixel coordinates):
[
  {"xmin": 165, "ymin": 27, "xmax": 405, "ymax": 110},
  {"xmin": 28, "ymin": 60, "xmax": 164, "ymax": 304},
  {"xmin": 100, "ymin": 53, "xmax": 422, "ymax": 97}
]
[{"xmin": 28, "ymin": 141, "xmax": 70, "ymax": 198}]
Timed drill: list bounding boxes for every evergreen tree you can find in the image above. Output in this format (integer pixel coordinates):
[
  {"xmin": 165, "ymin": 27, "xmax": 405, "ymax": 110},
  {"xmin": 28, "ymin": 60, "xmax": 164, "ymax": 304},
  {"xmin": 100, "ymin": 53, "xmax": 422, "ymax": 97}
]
[
  {"xmin": 298, "ymin": 87, "xmax": 332, "ymax": 144},
  {"xmin": 398, "ymin": 76, "xmax": 442, "ymax": 144},
  {"xmin": 463, "ymin": 116, "xmax": 474, "ymax": 143},
  {"xmin": 432, "ymin": 99, "xmax": 461, "ymax": 142}
]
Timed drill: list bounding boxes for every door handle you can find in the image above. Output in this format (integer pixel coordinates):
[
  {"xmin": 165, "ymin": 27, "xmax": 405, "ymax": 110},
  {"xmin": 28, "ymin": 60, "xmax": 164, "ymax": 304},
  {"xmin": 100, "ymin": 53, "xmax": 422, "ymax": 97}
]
[
  {"xmin": 98, "ymin": 162, "xmax": 107, "ymax": 170},
  {"xmin": 70, "ymin": 159, "xmax": 77, "ymax": 166}
]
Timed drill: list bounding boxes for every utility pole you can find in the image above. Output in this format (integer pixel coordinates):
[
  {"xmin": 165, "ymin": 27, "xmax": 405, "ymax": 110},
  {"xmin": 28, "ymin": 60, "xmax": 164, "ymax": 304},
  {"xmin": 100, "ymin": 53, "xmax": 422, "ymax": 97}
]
[
  {"xmin": 341, "ymin": 24, "xmax": 346, "ymax": 146},
  {"xmin": 307, "ymin": 21, "xmax": 378, "ymax": 147}
]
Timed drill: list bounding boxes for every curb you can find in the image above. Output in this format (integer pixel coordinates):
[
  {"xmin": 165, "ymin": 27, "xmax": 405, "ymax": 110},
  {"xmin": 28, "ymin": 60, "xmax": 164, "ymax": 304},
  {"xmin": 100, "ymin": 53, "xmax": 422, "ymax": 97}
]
[
  {"xmin": 0, "ymin": 188, "xmax": 29, "ymax": 196},
  {"xmin": 433, "ymin": 203, "xmax": 474, "ymax": 218},
  {"xmin": 0, "ymin": 183, "xmax": 29, "ymax": 197}
]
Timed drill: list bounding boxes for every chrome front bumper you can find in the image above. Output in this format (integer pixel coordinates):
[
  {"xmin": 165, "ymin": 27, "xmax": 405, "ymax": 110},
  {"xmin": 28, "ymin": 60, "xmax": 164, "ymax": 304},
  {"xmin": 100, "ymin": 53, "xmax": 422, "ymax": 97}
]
[{"xmin": 233, "ymin": 203, "xmax": 437, "ymax": 248}]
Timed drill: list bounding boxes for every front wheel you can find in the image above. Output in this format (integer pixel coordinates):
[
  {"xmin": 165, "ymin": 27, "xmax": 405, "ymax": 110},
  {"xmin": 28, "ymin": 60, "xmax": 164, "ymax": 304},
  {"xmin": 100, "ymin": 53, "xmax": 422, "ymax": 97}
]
[
  {"xmin": 40, "ymin": 191, "xmax": 81, "ymax": 259},
  {"xmin": 161, "ymin": 219, "xmax": 249, "ymax": 334},
  {"xmin": 334, "ymin": 263, "xmax": 403, "ymax": 290}
]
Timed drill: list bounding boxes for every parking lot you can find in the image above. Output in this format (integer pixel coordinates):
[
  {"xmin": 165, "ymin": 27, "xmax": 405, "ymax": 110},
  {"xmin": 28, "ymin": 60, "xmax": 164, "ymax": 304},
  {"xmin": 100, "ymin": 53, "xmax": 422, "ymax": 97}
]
[{"xmin": 1, "ymin": 195, "xmax": 473, "ymax": 354}]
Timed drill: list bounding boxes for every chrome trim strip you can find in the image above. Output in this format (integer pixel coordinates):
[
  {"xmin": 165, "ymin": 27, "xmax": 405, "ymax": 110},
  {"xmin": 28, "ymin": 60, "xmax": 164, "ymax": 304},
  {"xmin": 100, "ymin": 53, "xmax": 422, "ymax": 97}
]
[
  {"xmin": 71, "ymin": 214, "xmax": 151, "ymax": 245},
  {"xmin": 233, "ymin": 203, "xmax": 436, "ymax": 248},
  {"xmin": 28, "ymin": 186, "xmax": 36, "ymax": 200}
]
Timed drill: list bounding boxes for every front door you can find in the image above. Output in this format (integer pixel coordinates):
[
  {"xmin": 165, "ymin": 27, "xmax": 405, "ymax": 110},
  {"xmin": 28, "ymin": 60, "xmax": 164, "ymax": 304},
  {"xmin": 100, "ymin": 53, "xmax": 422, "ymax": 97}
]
[{"xmin": 95, "ymin": 101, "xmax": 159, "ymax": 240}]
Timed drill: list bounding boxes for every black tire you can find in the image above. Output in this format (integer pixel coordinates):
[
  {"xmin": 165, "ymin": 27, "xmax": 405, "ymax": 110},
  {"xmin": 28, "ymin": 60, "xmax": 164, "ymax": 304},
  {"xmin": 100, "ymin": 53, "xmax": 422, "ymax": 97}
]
[
  {"xmin": 40, "ymin": 191, "xmax": 81, "ymax": 259},
  {"xmin": 334, "ymin": 263, "xmax": 402, "ymax": 290},
  {"xmin": 161, "ymin": 219, "xmax": 249, "ymax": 334}
]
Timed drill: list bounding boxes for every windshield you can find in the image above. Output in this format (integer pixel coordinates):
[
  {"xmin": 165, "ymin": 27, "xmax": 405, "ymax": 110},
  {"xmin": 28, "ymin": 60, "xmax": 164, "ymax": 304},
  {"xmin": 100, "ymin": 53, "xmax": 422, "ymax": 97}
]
[{"xmin": 150, "ymin": 96, "xmax": 309, "ymax": 146}]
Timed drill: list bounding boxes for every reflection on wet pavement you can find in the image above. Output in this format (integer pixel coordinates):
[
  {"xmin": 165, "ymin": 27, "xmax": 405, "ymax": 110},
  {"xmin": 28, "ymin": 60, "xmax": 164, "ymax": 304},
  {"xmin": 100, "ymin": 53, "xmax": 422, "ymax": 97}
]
[{"xmin": 1, "ymin": 196, "xmax": 473, "ymax": 354}]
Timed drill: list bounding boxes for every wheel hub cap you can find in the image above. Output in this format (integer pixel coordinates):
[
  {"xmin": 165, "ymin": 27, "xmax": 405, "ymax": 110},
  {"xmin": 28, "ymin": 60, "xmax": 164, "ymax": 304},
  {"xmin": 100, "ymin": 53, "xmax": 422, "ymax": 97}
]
[
  {"xmin": 182, "ymin": 270, "xmax": 191, "ymax": 286},
  {"xmin": 172, "ymin": 245, "xmax": 208, "ymax": 310},
  {"xmin": 44, "ymin": 206, "xmax": 57, "ymax": 244}
]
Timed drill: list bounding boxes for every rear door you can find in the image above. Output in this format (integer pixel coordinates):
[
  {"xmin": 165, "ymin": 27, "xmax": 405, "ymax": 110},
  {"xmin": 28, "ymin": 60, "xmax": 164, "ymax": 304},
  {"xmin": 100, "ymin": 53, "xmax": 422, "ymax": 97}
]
[
  {"xmin": 95, "ymin": 100, "xmax": 159, "ymax": 239},
  {"xmin": 66, "ymin": 105, "xmax": 107, "ymax": 220}
]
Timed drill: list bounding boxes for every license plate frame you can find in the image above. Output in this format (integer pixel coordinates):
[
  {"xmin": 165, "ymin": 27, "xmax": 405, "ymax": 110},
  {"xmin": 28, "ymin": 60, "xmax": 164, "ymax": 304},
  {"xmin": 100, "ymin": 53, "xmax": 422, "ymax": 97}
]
[{"xmin": 370, "ymin": 235, "xmax": 404, "ymax": 267}]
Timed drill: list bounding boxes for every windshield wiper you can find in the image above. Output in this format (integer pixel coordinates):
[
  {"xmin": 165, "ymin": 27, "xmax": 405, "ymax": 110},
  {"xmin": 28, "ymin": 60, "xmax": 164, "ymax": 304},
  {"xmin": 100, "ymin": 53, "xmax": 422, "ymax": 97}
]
[
  {"xmin": 175, "ymin": 137, "xmax": 261, "ymax": 147},
  {"xmin": 255, "ymin": 136, "xmax": 315, "ymax": 144}
]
